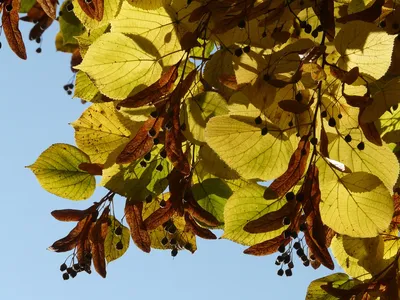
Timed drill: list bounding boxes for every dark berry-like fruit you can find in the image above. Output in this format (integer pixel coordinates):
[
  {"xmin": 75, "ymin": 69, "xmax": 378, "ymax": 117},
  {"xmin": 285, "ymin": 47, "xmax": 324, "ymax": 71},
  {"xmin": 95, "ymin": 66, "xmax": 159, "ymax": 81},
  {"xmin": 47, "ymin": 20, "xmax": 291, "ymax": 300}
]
[
  {"xmin": 300, "ymin": 21, "xmax": 307, "ymax": 28},
  {"xmin": 293, "ymin": 242, "xmax": 301, "ymax": 250},
  {"xmin": 288, "ymin": 261, "xmax": 294, "ymax": 269},
  {"xmin": 285, "ymin": 269, "xmax": 293, "ymax": 276},
  {"xmin": 283, "ymin": 217, "xmax": 291, "ymax": 225},
  {"xmin": 148, "ymin": 128, "xmax": 156, "ymax": 137},
  {"xmin": 243, "ymin": 45, "xmax": 250, "ymax": 53},
  {"xmin": 115, "ymin": 226, "xmax": 122, "ymax": 236},
  {"xmin": 150, "ymin": 111, "xmax": 158, "ymax": 118},
  {"xmin": 153, "ymin": 138, "xmax": 160, "ymax": 145},
  {"xmin": 310, "ymin": 137, "xmax": 318, "ymax": 145},
  {"xmin": 338, "ymin": 113, "xmax": 343, "ymax": 119},
  {"xmin": 66, "ymin": 2, "xmax": 74, "ymax": 11},
  {"xmin": 67, "ymin": 90, "xmax": 72, "ymax": 95},
  {"xmin": 35, "ymin": 37, "xmax": 41, "ymax": 43},
  {"xmin": 296, "ymin": 193, "xmax": 304, "ymax": 202},
  {"xmin": 261, "ymin": 127, "xmax": 268, "ymax": 136},
  {"xmin": 296, "ymin": 248, "xmax": 304, "ymax": 256},
  {"xmin": 63, "ymin": 273, "xmax": 69, "ymax": 280},
  {"xmin": 316, "ymin": 25, "xmax": 323, "ymax": 32},
  {"xmin": 168, "ymin": 224, "xmax": 177, "ymax": 234},
  {"xmin": 380, "ymin": 21, "xmax": 386, "ymax": 28},
  {"xmin": 60, "ymin": 263, "xmax": 67, "ymax": 272},
  {"xmin": 299, "ymin": 223, "xmax": 307, "ymax": 232},
  {"xmin": 171, "ymin": 248, "xmax": 178, "ymax": 257},
  {"xmin": 140, "ymin": 161, "xmax": 147, "ymax": 168},
  {"xmin": 70, "ymin": 270, "xmax": 77, "ymax": 278},
  {"xmin": 328, "ymin": 117, "xmax": 336, "ymax": 127},
  {"xmin": 262, "ymin": 31, "xmax": 267, "ymax": 38},
  {"xmin": 165, "ymin": 121, "xmax": 173, "ymax": 131},
  {"xmin": 254, "ymin": 116, "xmax": 262, "ymax": 124},
  {"xmin": 145, "ymin": 194, "xmax": 152, "ymax": 203},
  {"xmin": 116, "ymin": 241, "xmax": 123, "ymax": 250},
  {"xmin": 144, "ymin": 153, "xmax": 151, "ymax": 161},
  {"xmin": 170, "ymin": 238, "xmax": 177, "ymax": 245},
  {"xmin": 301, "ymin": 255, "xmax": 309, "ymax": 262},
  {"xmin": 290, "ymin": 231, "xmax": 298, "ymax": 239},
  {"xmin": 161, "ymin": 237, "xmax": 168, "ymax": 245},
  {"xmin": 73, "ymin": 263, "xmax": 80, "ymax": 271},
  {"xmin": 301, "ymin": 148, "xmax": 307, "ymax": 156},
  {"xmin": 345, "ymin": 134, "xmax": 352, "ymax": 143},
  {"xmin": 238, "ymin": 19, "xmax": 246, "ymax": 29},
  {"xmin": 305, "ymin": 24, "xmax": 312, "ymax": 34},
  {"xmin": 303, "ymin": 260, "xmax": 310, "ymax": 266},
  {"xmin": 180, "ymin": 123, "xmax": 187, "ymax": 131},
  {"xmin": 277, "ymin": 255, "xmax": 283, "ymax": 262},
  {"xmin": 263, "ymin": 74, "xmax": 270, "ymax": 81},
  {"xmin": 156, "ymin": 164, "xmax": 163, "ymax": 172},
  {"xmin": 5, "ymin": 4, "xmax": 12, "ymax": 11},
  {"xmin": 288, "ymin": 121, "xmax": 294, "ymax": 127},
  {"xmin": 159, "ymin": 200, "xmax": 167, "ymax": 208},
  {"xmin": 286, "ymin": 192, "xmax": 295, "ymax": 202},
  {"xmin": 275, "ymin": 259, "xmax": 281, "ymax": 266},
  {"xmin": 311, "ymin": 30, "xmax": 318, "ymax": 38},
  {"xmin": 234, "ymin": 48, "xmax": 243, "ymax": 57},
  {"xmin": 277, "ymin": 269, "xmax": 284, "ymax": 276},
  {"xmin": 295, "ymin": 92, "xmax": 302, "ymax": 102},
  {"xmin": 357, "ymin": 142, "xmax": 365, "ymax": 150},
  {"xmin": 160, "ymin": 149, "xmax": 167, "ymax": 158},
  {"xmin": 278, "ymin": 244, "xmax": 286, "ymax": 253},
  {"xmin": 321, "ymin": 111, "xmax": 327, "ymax": 118},
  {"xmin": 63, "ymin": 85, "xmax": 69, "ymax": 91},
  {"xmin": 67, "ymin": 267, "xmax": 74, "ymax": 274},
  {"xmin": 283, "ymin": 256, "xmax": 291, "ymax": 264},
  {"xmin": 283, "ymin": 230, "xmax": 291, "ymax": 239}
]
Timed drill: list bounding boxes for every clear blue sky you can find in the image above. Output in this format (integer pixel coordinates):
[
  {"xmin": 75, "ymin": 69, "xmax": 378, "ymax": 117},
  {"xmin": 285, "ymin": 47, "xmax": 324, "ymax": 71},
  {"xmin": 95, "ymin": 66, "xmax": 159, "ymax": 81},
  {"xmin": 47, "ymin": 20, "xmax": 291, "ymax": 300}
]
[{"xmin": 0, "ymin": 22, "xmax": 339, "ymax": 300}]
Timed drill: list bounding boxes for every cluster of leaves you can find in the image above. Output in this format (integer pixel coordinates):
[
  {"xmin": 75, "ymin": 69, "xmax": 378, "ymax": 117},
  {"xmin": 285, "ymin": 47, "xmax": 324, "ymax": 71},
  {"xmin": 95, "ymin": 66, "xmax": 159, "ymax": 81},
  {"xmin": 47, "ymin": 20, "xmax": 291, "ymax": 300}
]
[{"xmin": 4, "ymin": 0, "xmax": 400, "ymax": 297}]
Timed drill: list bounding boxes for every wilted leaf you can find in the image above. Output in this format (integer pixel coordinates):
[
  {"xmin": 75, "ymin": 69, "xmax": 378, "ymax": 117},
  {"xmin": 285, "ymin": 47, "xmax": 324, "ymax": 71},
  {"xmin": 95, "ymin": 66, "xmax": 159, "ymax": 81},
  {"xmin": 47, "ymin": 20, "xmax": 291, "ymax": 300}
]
[{"xmin": 125, "ymin": 201, "xmax": 151, "ymax": 253}]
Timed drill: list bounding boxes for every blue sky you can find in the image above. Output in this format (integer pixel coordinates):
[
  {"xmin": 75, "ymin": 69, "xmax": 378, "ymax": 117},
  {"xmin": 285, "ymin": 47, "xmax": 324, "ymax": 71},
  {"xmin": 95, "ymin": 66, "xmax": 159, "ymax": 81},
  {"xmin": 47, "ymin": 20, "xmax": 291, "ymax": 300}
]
[{"xmin": 0, "ymin": 22, "xmax": 338, "ymax": 300}]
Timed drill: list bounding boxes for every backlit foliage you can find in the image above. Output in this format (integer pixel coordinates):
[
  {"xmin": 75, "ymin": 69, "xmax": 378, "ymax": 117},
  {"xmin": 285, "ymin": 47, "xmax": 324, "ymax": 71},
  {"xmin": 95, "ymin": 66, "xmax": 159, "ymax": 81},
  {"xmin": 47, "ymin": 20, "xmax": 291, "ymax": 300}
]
[{"xmin": 4, "ymin": 0, "xmax": 400, "ymax": 297}]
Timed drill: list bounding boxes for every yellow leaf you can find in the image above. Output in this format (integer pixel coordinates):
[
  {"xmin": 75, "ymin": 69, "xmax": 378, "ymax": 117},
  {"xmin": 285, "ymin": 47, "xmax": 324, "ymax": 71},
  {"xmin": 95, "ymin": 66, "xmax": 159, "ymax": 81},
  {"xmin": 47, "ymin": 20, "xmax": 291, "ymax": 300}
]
[
  {"xmin": 361, "ymin": 77, "xmax": 400, "ymax": 123},
  {"xmin": 205, "ymin": 115, "xmax": 293, "ymax": 180},
  {"xmin": 322, "ymin": 131, "xmax": 398, "ymax": 191},
  {"xmin": 73, "ymin": 0, "xmax": 122, "ymax": 30},
  {"xmin": 71, "ymin": 102, "xmax": 137, "ymax": 164},
  {"xmin": 222, "ymin": 184, "xmax": 286, "ymax": 245},
  {"xmin": 27, "ymin": 143, "xmax": 95, "ymax": 200},
  {"xmin": 335, "ymin": 21, "xmax": 396, "ymax": 80},
  {"xmin": 73, "ymin": 71, "xmax": 102, "ymax": 102},
  {"xmin": 76, "ymin": 32, "xmax": 162, "ymax": 100},
  {"xmin": 128, "ymin": 0, "xmax": 170, "ymax": 10},
  {"xmin": 111, "ymin": 2, "xmax": 184, "ymax": 67},
  {"xmin": 319, "ymin": 171, "xmax": 393, "ymax": 237}
]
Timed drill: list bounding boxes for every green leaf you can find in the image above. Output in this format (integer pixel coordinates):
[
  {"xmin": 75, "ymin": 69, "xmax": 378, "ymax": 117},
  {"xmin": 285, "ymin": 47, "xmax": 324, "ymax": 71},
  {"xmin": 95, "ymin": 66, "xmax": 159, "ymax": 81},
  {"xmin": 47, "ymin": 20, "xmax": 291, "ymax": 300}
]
[
  {"xmin": 192, "ymin": 178, "xmax": 232, "ymax": 224},
  {"xmin": 205, "ymin": 115, "xmax": 293, "ymax": 180},
  {"xmin": 59, "ymin": 1, "xmax": 85, "ymax": 45},
  {"xmin": 379, "ymin": 106, "xmax": 400, "ymax": 143},
  {"xmin": 105, "ymin": 216, "xmax": 130, "ymax": 263},
  {"xmin": 73, "ymin": 71, "xmax": 102, "ymax": 102},
  {"xmin": 222, "ymin": 184, "xmax": 286, "ymax": 246},
  {"xmin": 100, "ymin": 147, "xmax": 170, "ymax": 201},
  {"xmin": 335, "ymin": 21, "xmax": 396, "ymax": 80},
  {"xmin": 306, "ymin": 273, "xmax": 360, "ymax": 300},
  {"xmin": 20, "ymin": 0, "xmax": 36, "ymax": 13},
  {"xmin": 111, "ymin": 2, "xmax": 184, "ymax": 66},
  {"xmin": 71, "ymin": 102, "xmax": 138, "ymax": 164},
  {"xmin": 183, "ymin": 92, "xmax": 229, "ymax": 145},
  {"xmin": 27, "ymin": 143, "xmax": 95, "ymax": 200},
  {"xmin": 330, "ymin": 234, "xmax": 384, "ymax": 281},
  {"xmin": 76, "ymin": 32, "xmax": 162, "ymax": 100},
  {"xmin": 319, "ymin": 171, "xmax": 393, "ymax": 237},
  {"xmin": 361, "ymin": 77, "xmax": 400, "ymax": 123}
]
